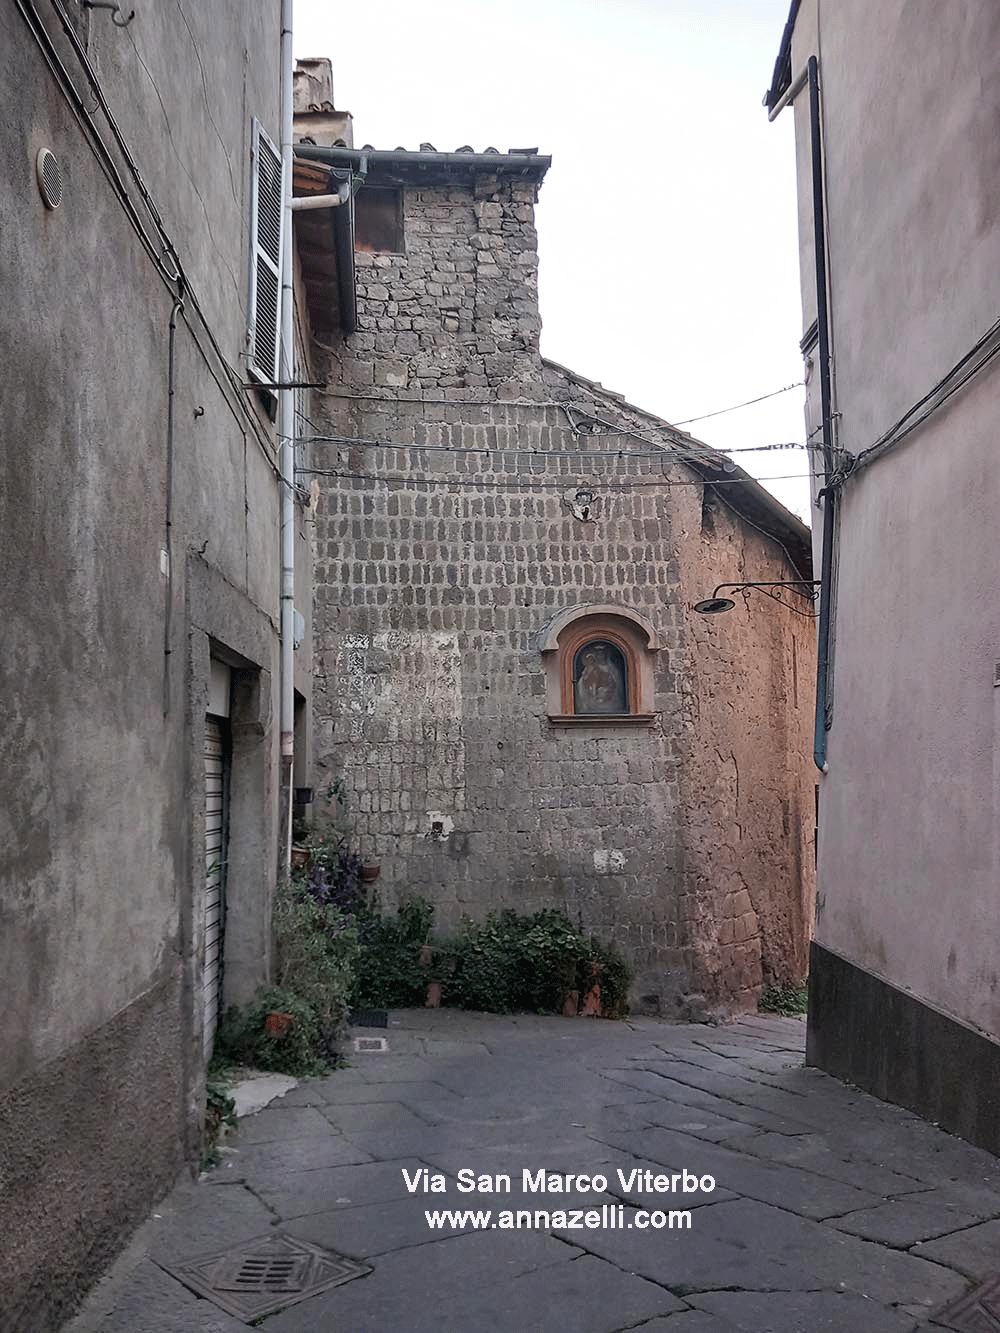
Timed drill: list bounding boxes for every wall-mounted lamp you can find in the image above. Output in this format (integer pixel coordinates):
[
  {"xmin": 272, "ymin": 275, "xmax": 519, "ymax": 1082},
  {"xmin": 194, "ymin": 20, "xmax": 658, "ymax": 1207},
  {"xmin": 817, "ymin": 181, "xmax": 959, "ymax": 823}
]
[{"xmin": 693, "ymin": 581, "xmax": 821, "ymax": 617}]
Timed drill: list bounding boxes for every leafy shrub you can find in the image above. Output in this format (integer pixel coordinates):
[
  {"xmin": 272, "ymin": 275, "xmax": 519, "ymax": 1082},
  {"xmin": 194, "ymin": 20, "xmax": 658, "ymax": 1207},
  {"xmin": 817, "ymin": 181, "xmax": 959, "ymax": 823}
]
[
  {"xmin": 444, "ymin": 909, "xmax": 631, "ymax": 1017},
  {"xmin": 347, "ymin": 895, "xmax": 632, "ymax": 1020},
  {"xmin": 351, "ymin": 896, "xmax": 434, "ymax": 1010},
  {"xmin": 215, "ymin": 986, "xmax": 328, "ymax": 1077},
  {"xmin": 293, "ymin": 829, "xmax": 365, "ymax": 916},
  {"xmin": 586, "ymin": 941, "xmax": 631, "ymax": 1019},
  {"xmin": 274, "ymin": 876, "xmax": 359, "ymax": 1048},
  {"xmin": 447, "ymin": 909, "xmax": 586, "ymax": 1014}
]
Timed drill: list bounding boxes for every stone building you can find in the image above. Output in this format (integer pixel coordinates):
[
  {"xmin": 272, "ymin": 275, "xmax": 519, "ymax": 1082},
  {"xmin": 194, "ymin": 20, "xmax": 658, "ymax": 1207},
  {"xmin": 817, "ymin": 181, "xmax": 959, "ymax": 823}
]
[{"xmin": 297, "ymin": 88, "xmax": 817, "ymax": 1014}]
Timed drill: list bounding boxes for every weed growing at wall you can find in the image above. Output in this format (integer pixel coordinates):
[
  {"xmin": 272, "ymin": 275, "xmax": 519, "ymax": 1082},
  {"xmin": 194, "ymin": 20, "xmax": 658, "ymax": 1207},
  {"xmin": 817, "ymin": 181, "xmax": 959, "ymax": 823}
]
[
  {"xmin": 201, "ymin": 1079, "xmax": 237, "ymax": 1171},
  {"xmin": 758, "ymin": 982, "xmax": 808, "ymax": 1016}
]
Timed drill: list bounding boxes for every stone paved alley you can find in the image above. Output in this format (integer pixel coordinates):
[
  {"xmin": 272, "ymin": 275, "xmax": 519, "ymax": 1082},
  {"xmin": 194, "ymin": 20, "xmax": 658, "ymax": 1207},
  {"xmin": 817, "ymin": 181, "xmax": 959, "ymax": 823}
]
[{"xmin": 67, "ymin": 1011, "xmax": 1000, "ymax": 1332}]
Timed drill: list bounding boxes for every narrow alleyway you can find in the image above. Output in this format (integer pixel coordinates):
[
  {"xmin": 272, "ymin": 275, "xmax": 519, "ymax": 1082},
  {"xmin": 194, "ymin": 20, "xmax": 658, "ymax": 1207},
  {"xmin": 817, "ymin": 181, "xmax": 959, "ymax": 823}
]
[{"xmin": 68, "ymin": 1011, "xmax": 1000, "ymax": 1332}]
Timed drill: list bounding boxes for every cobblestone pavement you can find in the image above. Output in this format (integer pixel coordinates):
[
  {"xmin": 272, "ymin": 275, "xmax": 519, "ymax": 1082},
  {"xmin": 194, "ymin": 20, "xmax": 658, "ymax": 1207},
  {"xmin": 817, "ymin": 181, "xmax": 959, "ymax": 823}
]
[{"xmin": 67, "ymin": 1010, "xmax": 1000, "ymax": 1332}]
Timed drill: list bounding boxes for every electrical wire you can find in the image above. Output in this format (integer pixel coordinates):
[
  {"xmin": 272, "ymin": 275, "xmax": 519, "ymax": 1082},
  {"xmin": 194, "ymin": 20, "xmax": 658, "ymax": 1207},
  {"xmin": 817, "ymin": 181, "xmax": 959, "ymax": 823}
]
[
  {"xmin": 313, "ymin": 383, "xmax": 811, "ymax": 456},
  {"xmin": 298, "ymin": 466, "xmax": 812, "ymax": 491},
  {"xmin": 673, "ymin": 381, "xmax": 805, "ymax": 426},
  {"xmin": 305, "ymin": 399, "xmax": 816, "ymax": 460},
  {"xmin": 314, "ymin": 378, "xmax": 805, "ymax": 424},
  {"xmin": 847, "ymin": 313, "xmax": 1000, "ymax": 477},
  {"xmin": 293, "ymin": 419, "xmax": 815, "ymax": 460},
  {"xmin": 32, "ymin": 0, "xmax": 817, "ymax": 500},
  {"xmin": 296, "ymin": 429, "xmax": 802, "ymax": 463}
]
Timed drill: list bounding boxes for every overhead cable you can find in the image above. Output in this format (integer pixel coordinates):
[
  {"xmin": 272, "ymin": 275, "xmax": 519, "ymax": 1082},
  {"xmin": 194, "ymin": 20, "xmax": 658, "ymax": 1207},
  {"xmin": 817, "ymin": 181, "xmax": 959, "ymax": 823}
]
[
  {"xmin": 673, "ymin": 381, "xmax": 805, "ymax": 426},
  {"xmin": 298, "ymin": 466, "xmax": 812, "ymax": 491},
  {"xmin": 847, "ymin": 313, "xmax": 1000, "ymax": 477}
]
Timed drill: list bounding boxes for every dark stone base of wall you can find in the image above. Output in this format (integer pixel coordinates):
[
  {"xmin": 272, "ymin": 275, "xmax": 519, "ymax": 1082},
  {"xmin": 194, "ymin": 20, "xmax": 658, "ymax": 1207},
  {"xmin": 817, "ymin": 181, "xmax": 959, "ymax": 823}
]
[
  {"xmin": 807, "ymin": 940, "xmax": 1000, "ymax": 1154},
  {"xmin": 0, "ymin": 971, "xmax": 187, "ymax": 1332}
]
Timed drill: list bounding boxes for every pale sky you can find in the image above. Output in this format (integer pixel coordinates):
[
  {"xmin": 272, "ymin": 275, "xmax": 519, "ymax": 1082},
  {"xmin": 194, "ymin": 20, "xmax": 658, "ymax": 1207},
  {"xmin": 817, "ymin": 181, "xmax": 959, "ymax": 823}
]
[{"xmin": 295, "ymin": 0, "xmax": 810, "ymax": 521}]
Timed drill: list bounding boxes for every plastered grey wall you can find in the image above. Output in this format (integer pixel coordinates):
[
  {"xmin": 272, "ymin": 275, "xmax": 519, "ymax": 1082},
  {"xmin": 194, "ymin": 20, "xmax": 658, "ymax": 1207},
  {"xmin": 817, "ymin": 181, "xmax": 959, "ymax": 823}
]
[
  {"xmin": 309, "ymin": 169, "xmax": 814, "ymax": 1011},
  {"xmin": 789, "ymin": 0, "xmax": 1000, "ymax": 1036},
  {"xmin": 0, "ymin": 2, "xmax": 295, "ymax": 1322}
]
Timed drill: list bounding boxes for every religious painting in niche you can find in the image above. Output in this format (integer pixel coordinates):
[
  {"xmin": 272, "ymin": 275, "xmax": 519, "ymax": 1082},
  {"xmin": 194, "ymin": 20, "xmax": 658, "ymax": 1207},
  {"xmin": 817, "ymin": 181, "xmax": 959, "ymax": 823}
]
[{"xmin": 573, "ymin": 640, "xmax": 628, "ymax": 715}]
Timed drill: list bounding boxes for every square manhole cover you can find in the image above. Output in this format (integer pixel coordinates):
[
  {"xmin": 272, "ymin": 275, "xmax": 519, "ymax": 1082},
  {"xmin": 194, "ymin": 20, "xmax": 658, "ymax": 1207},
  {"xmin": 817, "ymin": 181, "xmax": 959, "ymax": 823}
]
[
  {"xmin": 161, "ymin": 1232, "xmax": 369, "ymax": 1320},
  {"xmin": 934, "ymin": 1274, "xmax": 1000, "ymax": 1331},
  {"xmin": 354, "ymin": 1035, "xmax": 388, "ymax": 1053}
]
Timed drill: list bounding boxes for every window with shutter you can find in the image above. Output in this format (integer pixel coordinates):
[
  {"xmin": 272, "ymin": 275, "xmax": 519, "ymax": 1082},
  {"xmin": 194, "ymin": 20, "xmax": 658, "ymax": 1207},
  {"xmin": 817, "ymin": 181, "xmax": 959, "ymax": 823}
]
[{"xmin": 247, "ymin": 119, "xmax": 283, "ymax": 384}]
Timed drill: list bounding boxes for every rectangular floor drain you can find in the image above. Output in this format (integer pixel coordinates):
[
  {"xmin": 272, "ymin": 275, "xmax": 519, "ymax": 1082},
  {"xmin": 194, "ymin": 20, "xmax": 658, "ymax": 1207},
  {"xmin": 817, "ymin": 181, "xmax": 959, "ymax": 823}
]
[
  {"xmin": 354, "ymin": 1035, "xmax": 388, "ymax": 1053},
  {"xmin": 161, "ymin": 1233, "xmax": 369, "ymax": 1320},
  {"xmin": 351, "ymin": 1008, "xmax": 388, "ymax": 1028},
  {"xmin": 934, "ymin": 1274, "xmax": 1000, "ymax": 1331}
]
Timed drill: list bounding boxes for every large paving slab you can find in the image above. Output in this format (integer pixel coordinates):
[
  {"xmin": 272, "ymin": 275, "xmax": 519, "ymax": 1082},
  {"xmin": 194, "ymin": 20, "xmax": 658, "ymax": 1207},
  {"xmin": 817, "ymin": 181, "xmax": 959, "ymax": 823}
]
[{"xmin": 65, "ymin": 1009, "xmax": 1000, "ymax": 1332}]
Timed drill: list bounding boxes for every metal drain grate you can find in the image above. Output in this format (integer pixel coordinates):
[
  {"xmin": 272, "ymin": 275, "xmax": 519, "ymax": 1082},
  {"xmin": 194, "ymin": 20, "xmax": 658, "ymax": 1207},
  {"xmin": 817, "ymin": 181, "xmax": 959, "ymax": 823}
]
[
  {"xmin": 354, "ymin": 1035, "xmax": 388, "ymax": 1053},
  {"xmin": 933, "ymin": 1274, "xmax": 1000, "ymax": 1331},
  {"xmin": 213, "ymin": 1249, "xmax": 307, "ymax": 1292},
  {"xmin": 161, "ymin": 1232, "xmax": 369, "ymax": 1320},
  {"xmin": 351, "ymin": 1008, "xmax": 389, "ymax": 1029}
]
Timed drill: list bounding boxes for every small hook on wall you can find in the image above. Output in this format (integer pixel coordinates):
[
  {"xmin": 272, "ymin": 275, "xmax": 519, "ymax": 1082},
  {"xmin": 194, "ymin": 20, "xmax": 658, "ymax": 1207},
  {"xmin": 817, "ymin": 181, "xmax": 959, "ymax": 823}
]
[{"xmin": 82, "ymin": 1, "xmax": 136, "ymax": 27}]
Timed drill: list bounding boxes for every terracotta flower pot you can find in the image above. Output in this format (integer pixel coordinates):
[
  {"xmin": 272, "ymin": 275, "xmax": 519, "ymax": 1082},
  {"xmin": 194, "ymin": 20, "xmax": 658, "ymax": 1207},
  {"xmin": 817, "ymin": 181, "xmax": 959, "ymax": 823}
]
[
  {"xmin": 425, "ymin": 981, "xmax": 442, "ymax": 1008},
  {"xmin": 419, "ymin": 943, "xmax": 433, "ymax": 967},
  {"xmin": 360, "ymin": 861, "xmax": 381, "ymax": 883},
  {"xmin": 290, "ymin": 846, "xmax": 310, "ymax": 869}
]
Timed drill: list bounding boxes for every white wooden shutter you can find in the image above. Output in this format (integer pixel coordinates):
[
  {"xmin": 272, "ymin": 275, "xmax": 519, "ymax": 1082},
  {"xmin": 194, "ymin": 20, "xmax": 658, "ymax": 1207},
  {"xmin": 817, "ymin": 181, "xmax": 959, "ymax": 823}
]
[{"xmin": 247, "ymin": 118, "xmax": 283, "ymax": 384}]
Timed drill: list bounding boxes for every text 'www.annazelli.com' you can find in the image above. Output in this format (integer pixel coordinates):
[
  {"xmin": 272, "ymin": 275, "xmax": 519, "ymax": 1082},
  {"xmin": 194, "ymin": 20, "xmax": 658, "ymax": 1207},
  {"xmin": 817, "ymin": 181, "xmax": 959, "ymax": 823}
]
[{"xmin": 425, "ymin": 1205, "xmax": 691, "ymax": 1231}]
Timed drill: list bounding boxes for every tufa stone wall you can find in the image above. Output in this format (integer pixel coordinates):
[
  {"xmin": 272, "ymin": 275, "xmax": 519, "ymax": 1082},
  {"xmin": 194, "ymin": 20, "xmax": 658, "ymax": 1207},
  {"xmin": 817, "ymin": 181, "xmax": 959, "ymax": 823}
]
[
  {"xmin": 323, "ymin": 174, "xmax": 543, "ymax": 393},
  {"xmin": 308, "ymin": 166, "xmax": 815, "ymax": 1012}
]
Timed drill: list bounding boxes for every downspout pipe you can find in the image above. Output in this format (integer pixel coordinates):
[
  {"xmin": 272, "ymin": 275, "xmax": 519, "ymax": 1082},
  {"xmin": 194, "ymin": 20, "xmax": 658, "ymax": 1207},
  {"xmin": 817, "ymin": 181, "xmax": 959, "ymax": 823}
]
[
  {"xmin": 163, "ymin": 293, "xmax": 184, "ymax": 718},
  {"xmin": 278, "ymin": 0, "xmax": 295, "ymax": 870},
  {"xmin": 770, "ymin": 53, "xmax": 836, "ymax": 772},
  {"xmin": 767, "ymin": 65, "xmax": 808, "ymax": 122},
  {"xmin": 331, "ymin": 166, "xmax": 360, "ymax": 335},
  {"xmin": 807, "ymin": 54, "xmax": 836, "ymax": 772},
  {"xmin": 289, "ymin": 160, "xmax": 359, "ymax": 333},
  {"xmin": 289, "ymin": 170, "xmax": 351, "ymax": 210}
]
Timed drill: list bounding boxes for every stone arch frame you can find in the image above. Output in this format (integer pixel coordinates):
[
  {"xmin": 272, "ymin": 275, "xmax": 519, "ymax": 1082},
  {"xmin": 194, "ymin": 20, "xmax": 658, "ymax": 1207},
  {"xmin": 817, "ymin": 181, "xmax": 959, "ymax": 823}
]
[{"xmin": 540, "ymin": 604, "xmax": 660, "ymax": 724}]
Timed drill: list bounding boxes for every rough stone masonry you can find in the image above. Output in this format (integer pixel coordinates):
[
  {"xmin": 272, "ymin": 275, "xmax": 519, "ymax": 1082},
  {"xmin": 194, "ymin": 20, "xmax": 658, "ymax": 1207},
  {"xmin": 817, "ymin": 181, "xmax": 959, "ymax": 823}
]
[{"xmin": 306, "ymin": 141, "xmax": 816, "ymax": 1014}]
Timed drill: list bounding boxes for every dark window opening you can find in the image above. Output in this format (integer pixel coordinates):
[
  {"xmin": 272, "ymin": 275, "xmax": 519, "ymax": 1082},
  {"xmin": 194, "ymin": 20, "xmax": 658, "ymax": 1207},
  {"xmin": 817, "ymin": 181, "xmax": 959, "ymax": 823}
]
[
  {"xmin": 573, "ymin": 640, "xmax": 628, "ymax": 715},
  {"xmin": 355, "ymin": 187, "xmax": 404, "ymax": 254}
]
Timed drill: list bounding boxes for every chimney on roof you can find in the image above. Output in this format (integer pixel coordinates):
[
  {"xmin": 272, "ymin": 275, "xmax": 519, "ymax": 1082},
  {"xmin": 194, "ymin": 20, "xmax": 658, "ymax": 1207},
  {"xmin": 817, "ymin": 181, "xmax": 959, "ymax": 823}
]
[{"xmin": 293, "ymin": 58, "xmax": 354, "ymax": 148}]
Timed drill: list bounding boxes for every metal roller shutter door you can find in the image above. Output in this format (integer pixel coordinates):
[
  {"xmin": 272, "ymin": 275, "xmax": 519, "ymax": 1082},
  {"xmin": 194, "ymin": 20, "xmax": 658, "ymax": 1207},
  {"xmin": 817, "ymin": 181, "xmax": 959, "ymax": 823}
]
[{"xmin": 204, "ymin": 717, "xmax": 227, "ymax": 1056}]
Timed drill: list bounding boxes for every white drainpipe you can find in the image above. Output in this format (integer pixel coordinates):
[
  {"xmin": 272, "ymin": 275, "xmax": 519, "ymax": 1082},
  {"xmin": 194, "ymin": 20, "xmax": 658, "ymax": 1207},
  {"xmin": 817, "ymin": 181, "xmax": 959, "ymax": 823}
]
[{"xmin": 278, "ymin": 0, "xmax": 295, "ymax": 869}]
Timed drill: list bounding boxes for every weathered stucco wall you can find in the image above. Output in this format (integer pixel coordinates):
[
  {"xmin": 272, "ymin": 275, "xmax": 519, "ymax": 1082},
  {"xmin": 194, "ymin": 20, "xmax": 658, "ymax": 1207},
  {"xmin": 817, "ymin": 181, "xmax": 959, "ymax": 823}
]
[
  {"xmin": 790, "ymin": 0, "xmax": 1000, "ymax": 1038},
  {"xmin": 0, "ymin": 3, "xmax": 294, "ymax": 1323},
  {"xmin": 309, "ymin": 165, "xmax": 814, "ymax": 1012},
  {"xmin": 676, "ymin": 488, "xmax": 816, "ymax": 1005}
]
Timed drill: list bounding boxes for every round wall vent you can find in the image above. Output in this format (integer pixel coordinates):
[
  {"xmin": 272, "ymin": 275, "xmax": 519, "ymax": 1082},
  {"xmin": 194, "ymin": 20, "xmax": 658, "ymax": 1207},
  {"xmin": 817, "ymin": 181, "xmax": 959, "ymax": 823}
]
[{"xmin": 36, "ymin": 148, "xmax": 63, "ymax": 210}]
